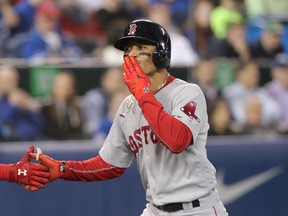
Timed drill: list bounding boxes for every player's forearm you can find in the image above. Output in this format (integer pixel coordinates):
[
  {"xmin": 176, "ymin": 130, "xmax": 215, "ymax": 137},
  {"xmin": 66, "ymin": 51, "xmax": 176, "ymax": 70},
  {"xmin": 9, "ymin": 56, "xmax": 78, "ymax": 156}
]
[
  {"xmin": 62, "ymin": 156, "xmax": 126, "ymax": 181},
  {"xmin": 138, "ymin": 93, "xmax": 193, "ymax": 153},
  {"xmin": 0, "ymin": 164, "xmax": 12, "ymax": 181}
]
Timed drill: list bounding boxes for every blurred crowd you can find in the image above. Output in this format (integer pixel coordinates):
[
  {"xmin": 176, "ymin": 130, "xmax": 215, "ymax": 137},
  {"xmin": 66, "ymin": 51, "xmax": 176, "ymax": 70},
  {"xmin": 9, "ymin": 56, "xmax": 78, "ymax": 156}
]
[
  {"xmin": 0, "ymin": 0, "xmax": 288, "ymax": 143},
  {"xmin": 1, "ymin": 0, "xmax": 288, "ymax": 64},
  {"xmin": 0, "ymin": 65, "xmax": 130, "ymax": 144}
]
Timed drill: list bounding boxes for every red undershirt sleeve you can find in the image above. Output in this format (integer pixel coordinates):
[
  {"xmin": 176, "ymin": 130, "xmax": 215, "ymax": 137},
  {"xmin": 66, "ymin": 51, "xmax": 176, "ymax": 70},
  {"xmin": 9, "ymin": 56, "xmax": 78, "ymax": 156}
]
[
  {"xmin": 0, "ymin": 164, "xmax": 12, "ymax": 181},
  {"xmin": 61, "ymin": 156, "xmax": 126, "ymax": 181},
  {"xmin": 138, "ymin": 93, "xmax": 193, "ymax": 153}
]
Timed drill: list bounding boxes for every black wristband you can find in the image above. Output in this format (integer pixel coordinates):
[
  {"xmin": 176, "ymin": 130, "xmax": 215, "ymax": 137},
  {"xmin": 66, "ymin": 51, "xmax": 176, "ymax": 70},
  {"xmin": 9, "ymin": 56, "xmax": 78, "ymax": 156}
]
[{"xmin": 59, "ymin": 161, "xmax": 66, "ymax": 172}]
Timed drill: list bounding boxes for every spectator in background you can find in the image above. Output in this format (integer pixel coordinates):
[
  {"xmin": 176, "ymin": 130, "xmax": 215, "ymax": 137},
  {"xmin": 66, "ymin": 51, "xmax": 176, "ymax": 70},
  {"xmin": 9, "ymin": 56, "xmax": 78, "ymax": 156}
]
[
  {"xmin": 9, "ymin": 0, "xmax": 41, "ymax": 36},
  {"xmin": 207, "ymin": 22, "xmax": 251, "ymax": 62},
  {"xmin": 4, "ymin": 0, "xmax": 46, "ymax": 57},
  {"xmin": 93, "ymin": 0, "xmax": 132, "ymax": 65},
  {"xmin": 57, "ymin": 0, "xmax": 104, "ymax": 56},
  {"xmin": 208, "ymin": 97, "xmax": 239, "ymax": 136},
  {"xmin": 20, "ymin": 0, "xmax": 81, "ymax": 65},
  {"xmin": 150, "ymin": 0, "xmax": 192, "ymax": 31},
  {"xmin": 185, "ymin": 0, "xmax": 215, "ymax": 56},
  {"xmin": 95, "ymin": 90, "xmax": 129, "ymax": 145},
  {"xmin": 244, "ymin": 0, "xmax": 288, "ymax": 46},
  {"xmin": 0, "ymin": 1, "xmax": 15, "ymax": 58},
  {"xmin": 74, "ymin": 0, "xmax": 105, "ymax": 14},
  {"xmin": 265, "ymin": 53, "xmax": 288, "ymax": 134},
  {"xmin": 222, "ymin": 60, "xmax": 280, "ymax": 126},
  {"xmin": 238, "ymin": 96, "xmax": 279, "ymax": 135},
  {"xmin": 190, "ymin": 57, "xmax": 221, "ymax": 111},
  {"xmin": 210, "ymin": 0, "xmax": 244, "ymax": 39},
  {"xmin": 249, "ymin": 22, "xmax": 285, "ymax": 59},
  {"xmin": 245, "ymin": 0, "xmax": 288, "ymax": 20},
  {"xmin": 0, "ymin": 1, "xmax": 19, "ymax": 29},
  {"xmin": 0, "ymin": 65, "xmax": 44, "ymax": 141},
  {"xmin": 126, "ymin": 0, "xmax": 150, "ymax": 19},
  {"xmin": 81, "ymin": 67, "xmax": 127, "ymax": 140},
  {"xmin": 0, "ymin": 1, "xmax": 19, "ymax": 57},
  {"xmin": 40, "ymin": 70, "xmax": 85, "ymax": 140},
  {"xmin": 95, "ymin": 0, "xmax": 132, "ymax": 28},
  {"xmin": 148, "ymin": 2, "xmax": 199, "ymax": 67}
]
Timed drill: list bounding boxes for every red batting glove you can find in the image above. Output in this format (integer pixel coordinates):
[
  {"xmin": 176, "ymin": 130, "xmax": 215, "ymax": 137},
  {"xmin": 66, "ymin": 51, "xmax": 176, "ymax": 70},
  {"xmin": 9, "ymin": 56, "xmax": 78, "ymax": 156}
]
[
  {"xmin": 8, "ymin": 146, "xmax": 50, "ymax": 191},
  {"xmin": 30, "ymin": 153, "xmax": 65, "ymax": 183},
  {"xmin": 122, "ymin": 56, "xmax": 151, "ymax": 101}
]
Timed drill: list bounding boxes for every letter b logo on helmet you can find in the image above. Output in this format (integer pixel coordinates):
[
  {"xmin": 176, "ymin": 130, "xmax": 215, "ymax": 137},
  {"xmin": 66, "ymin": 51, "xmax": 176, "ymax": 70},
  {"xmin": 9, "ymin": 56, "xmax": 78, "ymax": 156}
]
[
  {"xmin": 127, "ymin": 24, "xmax": 137, "ymax": 35},
  {"xmin": 114, "ymin": 19, "xmax": 171, "ymax": 69}
]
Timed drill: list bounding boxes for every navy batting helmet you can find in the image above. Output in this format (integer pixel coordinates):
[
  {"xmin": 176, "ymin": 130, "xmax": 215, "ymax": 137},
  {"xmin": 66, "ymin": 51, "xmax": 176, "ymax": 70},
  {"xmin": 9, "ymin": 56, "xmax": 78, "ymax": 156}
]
[{"xmin": 114, "ymin": 19, "xmax": 171, "ymax": 69}]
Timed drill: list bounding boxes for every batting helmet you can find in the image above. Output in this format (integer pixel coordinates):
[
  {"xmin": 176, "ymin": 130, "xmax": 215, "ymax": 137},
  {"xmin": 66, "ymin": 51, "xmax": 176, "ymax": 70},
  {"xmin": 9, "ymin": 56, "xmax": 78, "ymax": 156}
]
[{"xmin": 114, "ymin": 19, "xmax": 171, "ymax": 69}]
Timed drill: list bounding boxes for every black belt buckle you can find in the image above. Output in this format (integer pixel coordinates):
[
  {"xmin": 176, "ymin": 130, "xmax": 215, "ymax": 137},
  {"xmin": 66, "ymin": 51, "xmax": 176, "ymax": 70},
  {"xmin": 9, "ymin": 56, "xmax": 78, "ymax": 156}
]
[{"xmin": 155, "ymin": 199, "xmax": 200, "ymax": 212}]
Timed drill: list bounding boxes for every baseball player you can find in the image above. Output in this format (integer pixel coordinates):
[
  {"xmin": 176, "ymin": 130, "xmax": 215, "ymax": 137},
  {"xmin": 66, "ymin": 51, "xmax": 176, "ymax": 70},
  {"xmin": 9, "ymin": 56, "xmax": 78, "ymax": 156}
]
[
  {"xmin": 31, "ymin": 19, "xmax": 228, "ymax": 215},
  {"xmin": 0, "ymin": 146, "xmax": 49, "ymax": 191}
]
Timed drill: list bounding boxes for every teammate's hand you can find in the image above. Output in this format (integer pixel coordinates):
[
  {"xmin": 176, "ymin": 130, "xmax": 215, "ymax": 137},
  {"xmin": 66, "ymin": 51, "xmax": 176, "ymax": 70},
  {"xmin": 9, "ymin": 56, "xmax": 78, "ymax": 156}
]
[
  {"xmin": 29, "ymin": 153, "xmax": 65, "ymax": 183},
  {"xmin": 8, "ymin": 146, "xmax": 50, "ymax": 191},
  {"xmin": 122, "ymin": 56, "xmax": 151, "ymax": 100}
]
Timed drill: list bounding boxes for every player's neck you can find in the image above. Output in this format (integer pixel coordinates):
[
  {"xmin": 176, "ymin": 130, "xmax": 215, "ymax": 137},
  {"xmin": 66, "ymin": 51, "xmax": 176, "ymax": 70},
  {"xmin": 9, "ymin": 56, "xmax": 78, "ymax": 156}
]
[{"xmin": 150, "ymin": 71, "xmax": 169, "ymax": 93}]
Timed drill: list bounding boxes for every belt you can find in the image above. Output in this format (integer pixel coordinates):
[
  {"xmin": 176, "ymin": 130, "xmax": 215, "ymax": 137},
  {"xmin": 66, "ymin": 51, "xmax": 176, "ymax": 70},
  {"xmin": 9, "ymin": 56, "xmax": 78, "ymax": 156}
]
[{"xmin": 154, "ymin": 199, "xmax": 200, "ymax": 212}]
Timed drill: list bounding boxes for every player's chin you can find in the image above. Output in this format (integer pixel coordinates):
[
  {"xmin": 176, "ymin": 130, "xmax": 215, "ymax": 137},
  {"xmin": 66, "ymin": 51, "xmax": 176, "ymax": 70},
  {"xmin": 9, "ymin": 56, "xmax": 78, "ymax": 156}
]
[{"xmin": 143, "ymin": 69, "xmax": 155, "ymax": 76}]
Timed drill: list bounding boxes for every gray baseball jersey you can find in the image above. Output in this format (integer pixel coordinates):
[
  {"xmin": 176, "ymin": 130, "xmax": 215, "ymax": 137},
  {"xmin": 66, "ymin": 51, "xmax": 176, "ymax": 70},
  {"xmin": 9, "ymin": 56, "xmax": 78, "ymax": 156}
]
[{"xmin": 99, "ymin": 77, "xmax": 217, "ymax": 206}]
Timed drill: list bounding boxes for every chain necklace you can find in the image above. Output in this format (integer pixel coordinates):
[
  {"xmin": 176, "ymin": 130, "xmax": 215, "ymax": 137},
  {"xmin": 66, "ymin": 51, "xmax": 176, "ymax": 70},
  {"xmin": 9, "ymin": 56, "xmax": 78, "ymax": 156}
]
[{"xmin": 152, "ymin": 73, "xmax": 169, "ymax": 94}]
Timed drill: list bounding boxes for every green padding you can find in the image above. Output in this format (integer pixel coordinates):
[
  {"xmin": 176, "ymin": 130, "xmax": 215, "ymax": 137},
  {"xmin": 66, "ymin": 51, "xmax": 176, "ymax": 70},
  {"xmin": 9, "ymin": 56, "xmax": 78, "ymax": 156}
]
[
  {"xmin": 30, "ymin": 67, "xmax": 59, "ymax": 97},
  {"xmin": 214, "ymin": 61, "xmax": 237, "ymax": 89}
]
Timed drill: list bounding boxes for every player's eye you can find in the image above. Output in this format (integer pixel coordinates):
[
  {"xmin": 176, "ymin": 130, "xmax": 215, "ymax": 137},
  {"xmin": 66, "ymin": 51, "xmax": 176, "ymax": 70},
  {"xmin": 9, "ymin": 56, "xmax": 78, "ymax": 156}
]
[
  {"xmin": 138, "ymin": 45, "xmax": 146, "ymax": 50},
  {"xmin": 124, "ymin": 47, "xmax": 131, "ymax": 52},
  {"xmin": 123, "ymin": 47, "xmax": 132, "ymax": 56}
]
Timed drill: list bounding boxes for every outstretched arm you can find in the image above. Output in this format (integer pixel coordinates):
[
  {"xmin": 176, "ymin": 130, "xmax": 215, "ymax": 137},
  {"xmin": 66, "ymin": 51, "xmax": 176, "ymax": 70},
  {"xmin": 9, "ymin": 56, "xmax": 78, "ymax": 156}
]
[{"xmin": 30, "ymin": 153, "xmax": 126, "ymax": 182}]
